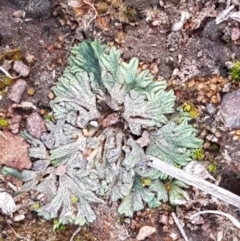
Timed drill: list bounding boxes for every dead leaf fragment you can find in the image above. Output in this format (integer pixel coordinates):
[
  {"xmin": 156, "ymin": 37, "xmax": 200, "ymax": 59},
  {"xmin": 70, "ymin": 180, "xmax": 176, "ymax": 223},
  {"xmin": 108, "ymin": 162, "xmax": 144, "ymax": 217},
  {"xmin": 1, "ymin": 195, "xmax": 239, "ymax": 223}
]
[
  {"xmin": 102, "ymin": 113, "xmax": 119, "ymax": 127},
  {"xmin": 136, "ymin": 226, "xmax": 156, "ymax": 240},
  {"xmin": 96, "ymin": 16, "xmax": 110, "ymax": 31},
  {"xmin": 0, "ymin": 131, "xmax": 32, "ymax": 170}
]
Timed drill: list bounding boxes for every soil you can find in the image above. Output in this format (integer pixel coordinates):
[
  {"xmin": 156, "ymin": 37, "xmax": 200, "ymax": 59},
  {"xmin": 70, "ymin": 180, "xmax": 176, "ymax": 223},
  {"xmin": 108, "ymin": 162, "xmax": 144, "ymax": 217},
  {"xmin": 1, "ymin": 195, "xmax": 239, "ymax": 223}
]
[{"xmin": 1, "ymin": 0, "xmax": 240, "ymax": 241}]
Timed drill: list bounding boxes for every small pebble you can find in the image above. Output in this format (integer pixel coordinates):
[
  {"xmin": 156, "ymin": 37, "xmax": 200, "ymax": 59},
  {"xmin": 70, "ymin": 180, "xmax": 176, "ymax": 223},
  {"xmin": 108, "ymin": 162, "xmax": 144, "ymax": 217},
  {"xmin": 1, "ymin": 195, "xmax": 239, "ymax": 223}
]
[
  {"xmin": 54, "ymin": 43, "xmax": 62, "ymax": 49},
  {"xmin": 204, "ymin": 116, "xmax": 213, "ymax": 126},
  {"xmin": 58, "ymin": 35, "xmax": 65, "ymax": 42},
  {"xmin": 197, "ymin": 95, "xmax": 204, "ymax": 102},
  {"xmin": 206, "ymin": 134, "xmax": 218, "ymax": 143},
  {"xmin": 27, "ymin": 87, "xmax": 35, "ymax": 96},
  {"xmin": 203, "ymin": 141, "xmax": 211, "ymax": 149},
  {"xmin": 9, "ymin": 79, "xmax": 27, "ymax": 103},
  {"xmin": 40, "ymin": 109, "xmax": 47, "ymax": 115},
  {"xmin": 151, "ymin": 64, "xmax": 159, "ymax": 75},
  {"xmin": 26, "ymin": 112, "xmax": 46, "ymax": 139},
  {"xmin": 209, "ymin": 83, "xmax": 217, "ymax": 91},
  {"xmin": 13, "ymin": 214, "xmax": 25, "ymax": 222},
  {"xmin": 36, "ymin": 193, "xmax": 45, "ymax": 200},
  {"xmin": 159, "ymin": 214, "xmax": 169, "ymax": 225},
  {"xmin": 211, "ymin": 95, "xmax": 218, "ymax": 104},
  {"xmin": 48, "ymin": 91, "xmax": 55, "ymax": 100},
  {"xmin": 12, "ymin": 10, "xmax": 25, "ymax": 18},
  {"xmin": 25, "ymin": 52, "xmax": 35, "ymax": 64},
  {"xmin": 152, "ymin": 20, "xmax": 160, "ymax": 26},
  {"xmin": 197, "ymin": 50, "xmax": 203, "ymax": 58},
  {"xmin": 202, "ymin": 98, "xmax": 208, "ymax": 104},
  {"xmin": 231, "ymin": 27, "xmax": 240, "ymax": 41},
  {"xmin": 206, "ymin": 103, "xmax": 217, "ymax": 116},
  {"xmin": 233, "ymin": 135, "xmax": 240, "ymax": 141},
  {"xmin": 220, "ymin": 89, "xmax": 240, "ymax": 129},
  {"xmin": 235, "ymin": 130, "xmax": 240, "ymax": 136},
  {"xmin": 187, "ymin": 79, "xmax": 195, "ymax": 88},
  {"xmin": 168, "ymin": 216, "xmax": 174, "ymax": 225},
  {"xmin": 163, "ymin": 225, "xmax": 169, "ymax": 232},
  {"xmin": 196, "ymin": 82, "xmax": 205, "ymax": 90},
  {"xmin": 124, "ymin": 218, "xmax": 131, "ymax": 224},
  {"xmin": 215, "ymin": 131, "xmax": 222, "ymax": 138},
  {"xmin": 13, "ymin": 61, "xmax": 30, "ymax": 77},
  {"xmin": 200, "ymin": 129, "xmax": 208, "ymax": 138},
  {"xmin": 55, "ymin": 164, "xmax": 66, "ymax": 176},
  {"xmin": 206, "ymin": 92, "xmax": 212, "ymax": 98},
  {"xmin": 169, "ymin": 232, "xmax": 179, "ymax": 241}
]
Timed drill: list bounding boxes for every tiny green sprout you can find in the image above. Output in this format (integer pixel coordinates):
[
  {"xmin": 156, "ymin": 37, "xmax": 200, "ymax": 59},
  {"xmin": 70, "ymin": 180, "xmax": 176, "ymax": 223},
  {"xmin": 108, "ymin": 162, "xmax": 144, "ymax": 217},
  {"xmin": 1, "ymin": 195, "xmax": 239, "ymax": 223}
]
[
  {"xmin": 71, "ymin": 195, "xmax": 78, "ymax": 204},
  {"xmin": 0, "ymin": 118, "xmax": 8, "ymax": 128},
  {"xmin": 86, "ymin": 125, "xmax": 91, "ymax": 132},
  {"xmin": 118, "ymin": 216, "xmax": 125, "ymax": 225},
  {"xmin": 43, "ymin": 114, "xmax": 54, "ymax": 122},
  {"xmin": 141, "ymin": 178, "xmax": 151, "ymax": 187},
  {"xmin": 207, "ymin": 164, "xmax": 217, "ymax": 173},
  {"xmin": 123, "ymin": 7, "xmax": 135, "ymax": 19},
  {"xmin": 33, "ymin": 202, "xmax": 40, "ymax": 210},
  {"xmin": 175, "ymin": 117, "xmax": 183, "ymax": 124},
  {"xmin": 191, "ymin": 148, "xmax": 204, "ymax": 160},
  {"xmin": 174, "ymin": 163, "xmax": 181, "ymax": 168},
  {"xmin": 53, "ymin": 219, "xmax": 65, "ymax": 232},
  {"xmin": 230, "ymin": 61, "xmax": 240, "ymax": 82}
]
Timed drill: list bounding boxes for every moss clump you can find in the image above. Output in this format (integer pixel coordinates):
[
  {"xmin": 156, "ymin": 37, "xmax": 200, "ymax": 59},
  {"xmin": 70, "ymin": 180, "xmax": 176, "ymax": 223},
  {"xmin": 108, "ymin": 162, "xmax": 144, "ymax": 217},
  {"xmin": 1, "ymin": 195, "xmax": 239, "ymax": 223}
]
[
  {"xmin": 191, "ymin": 148, "xmax": 204, "ymax": 160},
  {"xmin": 96, "ymin": 2, "xmax": 108, "ymax": 14},
  {"xmin": 207, "ymin": 164, "xmax": 217, "ymax": 173},
  {"xmin": 5, "ymin": 47, "xmax": 22, "ymax": 61},
  {"xmin": 0, "ymin": 80, "xmax": 5, "ymax": 90},
  {"xmin": 230, "ymin": 61, "xmax": 240, "ymax": 81},
  {"xmin": 181, "ymin": 101, "xmax": 199, "ymax": 119},
  {"xmin": 0, "ymin": 47, "xmax": 22, "ymax": 61},
  {"xmin": 1, "ymin": 76, "xmax": 12, "ymax": 86},
  {"xmin": 0, "ymin": 76, "xmax": 12, "ymax": 92},
  {"xmin": 0, "ymin": 118, "xmax": 8, "ymax": 128},
  {"xmin": 96, "ymin": 0, "xmax": 135, "ymax": 23}
]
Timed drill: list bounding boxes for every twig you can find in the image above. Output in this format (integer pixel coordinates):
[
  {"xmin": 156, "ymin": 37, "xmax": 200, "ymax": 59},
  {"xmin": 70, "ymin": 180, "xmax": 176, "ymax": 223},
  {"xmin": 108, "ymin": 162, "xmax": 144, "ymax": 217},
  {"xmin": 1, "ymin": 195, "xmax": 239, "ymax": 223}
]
[
  {"xmin": 0, "ymin": 66, "xmax": 21, "ymax": 79},
  {"xmin": 171, "ymin": 212, "xmax": 189, "ymax": 241},
  {"xmin": 215, "ymin": 5, "xmax": 234, "ymax": 24},
  {"xmin": 69, "ymin": 226, "xmax": 81, "ymax": 241},
  {"xmin": 7, "ymin": 182, "xmax": 18, "ymax": 192},
  {"xmin": 35, "ymin": 0, "xmax": 43, "ymax": 8},
  {"xmin": 65, "ymin": 31, "xmax": 77, "ymax": 58},
  {"xmin": 83, "ymin": 0, "xmax": 97, "ymax": 29},
  {"xmin": 7, "ymin": 220, "xmax": 30, "ymax": 241},
  {"xmin": 190, "ymin": 210, "xmax": 240, "ymax": 230},
  {"xmin": 148, "ymin": 155, "xmax": 240, "ymax": 209},
  {"xmin": 0, "ymin": 131, "xmax": 7, "ymax": 139}
]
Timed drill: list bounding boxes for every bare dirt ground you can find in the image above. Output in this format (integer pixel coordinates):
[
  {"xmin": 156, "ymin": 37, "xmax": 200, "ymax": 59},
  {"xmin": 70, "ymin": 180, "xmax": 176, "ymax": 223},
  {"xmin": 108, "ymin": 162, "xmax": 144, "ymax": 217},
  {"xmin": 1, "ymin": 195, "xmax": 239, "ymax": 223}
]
[{"xmin": 1, "ymin": 0, "xmax": 240, "ymax": 240}]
